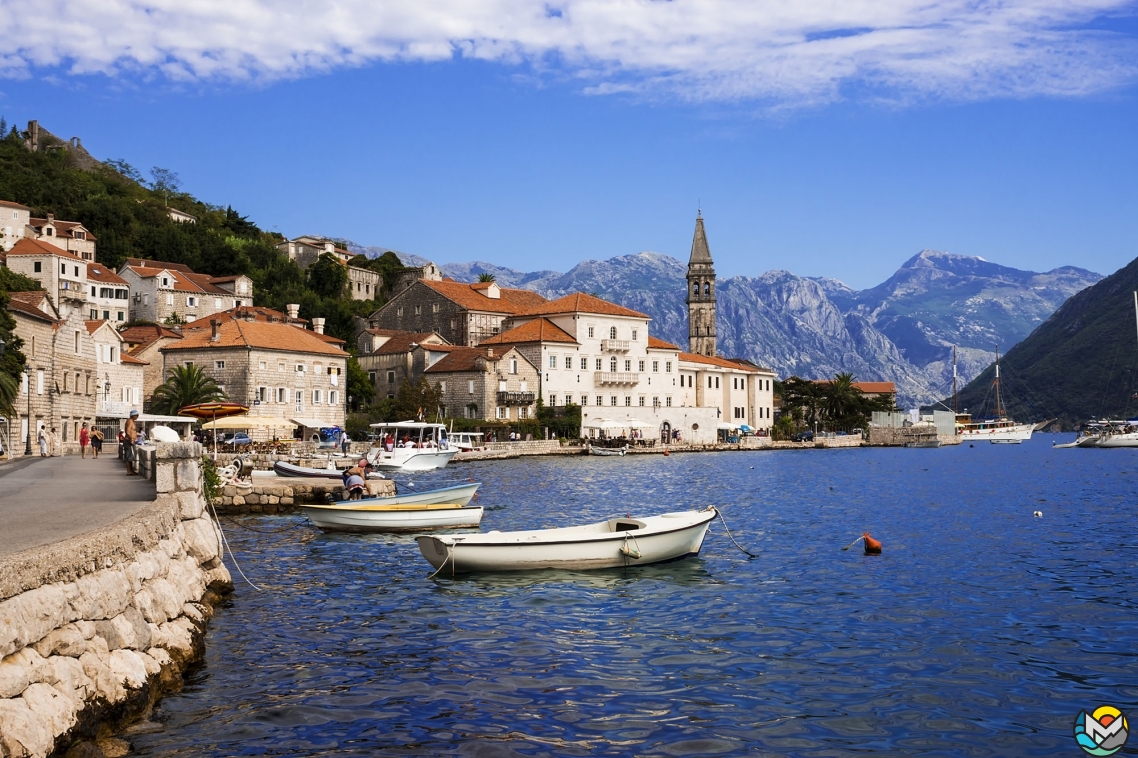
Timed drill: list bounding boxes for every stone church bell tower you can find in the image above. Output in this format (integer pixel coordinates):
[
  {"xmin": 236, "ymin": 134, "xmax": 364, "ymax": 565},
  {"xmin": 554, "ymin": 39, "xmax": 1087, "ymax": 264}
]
[{"xmin": 686, "ymin": 211, "xmax": 717, "ymax": 356}]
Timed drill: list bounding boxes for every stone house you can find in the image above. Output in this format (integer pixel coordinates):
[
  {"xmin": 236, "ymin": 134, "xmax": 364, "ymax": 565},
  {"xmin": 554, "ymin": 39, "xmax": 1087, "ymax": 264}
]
[
  {"xmin": 119, "ymin": 324, "xmax": 184, "ymax": 400},
  {"xmin": 4, "ymin": 238, "xmax": 90, "ymax": 313},
  {"xmin": 0, "ymin": 199, "xmax": 31, "ymax": 252},
  {"xmin": 160, "ymin": 311, "xmax": 349, "ymax": 440},
  {"xmin": 87, "ymin": 320, "xmax": 146, "ymax": 419},
  {"xmin": 366, "ymin": 279, "xmax": 549, "ymax": 347},
  {"xmin": 347, "ymin": 264, "xmax": 381, "ymax": 301},
  {"xmin": 425, "ymin": 345, "xmax": 539, "ymax": 421},
  {"xmin": 28, "ymin": 213, "xmax": 98, "ymax": 261},
  {"xmin": 118, "ymin": 258, "xmax": 252, "ymax": 324},
  {"xmin": 356, "ymin": 331, "xmax": 454, "ymax": 400},
  {"xmin": 6, "ymin": 291, "xmax": 98, "ymax": 453},
  {"xmin": 275, "ymin": 237, "xmax": 380, "ymax": 301},
  {"xmin": 86, "ymin": 262, "xmax": 131, "ymax": 324}
]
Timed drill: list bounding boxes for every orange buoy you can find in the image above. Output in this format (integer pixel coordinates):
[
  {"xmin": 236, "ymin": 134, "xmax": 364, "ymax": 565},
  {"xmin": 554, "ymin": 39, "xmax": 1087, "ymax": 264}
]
[
  {"xmin": 663, "ymin": 449, "xmax": 670, "ymax": 456},
  {"xmin": 862, "ymin": 532, "xmax": 882, "ymax": 555}
]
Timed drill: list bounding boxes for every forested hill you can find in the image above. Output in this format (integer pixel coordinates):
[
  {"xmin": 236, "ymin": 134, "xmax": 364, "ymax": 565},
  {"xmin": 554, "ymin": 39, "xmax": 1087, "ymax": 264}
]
[
  {"xmin": 952, "ymin": 254, "xmax": 1138, "ymax": 427},
  {"xmin": 0, "ymin": 121, "xmax": 381, "ymax": 344}
]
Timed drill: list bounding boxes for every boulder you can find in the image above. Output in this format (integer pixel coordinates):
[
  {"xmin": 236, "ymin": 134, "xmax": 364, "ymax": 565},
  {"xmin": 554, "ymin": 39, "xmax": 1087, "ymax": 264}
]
[
  {"xmin": 0, "ymin": 696, "xmax": 54, "ymax": 758},
  {"xmin": 0, "ymin": 647, "xmax": 45, "ymax": 699},
  {"xmin": 0, "ymin": 584, "xmax": 72, "ymax": 658},
  {"xmin": 31, "ymin": 626, "xmax": 87, "ymax": 658}
]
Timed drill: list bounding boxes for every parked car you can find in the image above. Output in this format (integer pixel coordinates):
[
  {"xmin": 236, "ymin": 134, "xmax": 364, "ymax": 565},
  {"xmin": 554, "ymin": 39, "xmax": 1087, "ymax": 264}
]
[
  {"xmin": 792, "ymin": 430, "xmax": 814, "ymax": 442},
  {"xmin": 222, "ymin": 432, "xmax": 252, "ymax": 446}
]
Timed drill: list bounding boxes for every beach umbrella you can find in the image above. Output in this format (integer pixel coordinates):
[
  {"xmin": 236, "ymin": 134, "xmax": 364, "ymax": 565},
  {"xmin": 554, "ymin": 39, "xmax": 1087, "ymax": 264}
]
[{"xmin": 178, "ymin": 402, "xmax": 250, "ymax": 459}]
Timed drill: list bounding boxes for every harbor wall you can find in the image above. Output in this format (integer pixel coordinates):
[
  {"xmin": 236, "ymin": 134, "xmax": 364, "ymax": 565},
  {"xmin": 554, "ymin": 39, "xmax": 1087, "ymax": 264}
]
[
  {"xmin": 0, "ymin": 443, "xmax": 232, "ymax": 758},
  {"xmin": 213, "ymin": 479, "xmax": 396, "ymax": 514}
]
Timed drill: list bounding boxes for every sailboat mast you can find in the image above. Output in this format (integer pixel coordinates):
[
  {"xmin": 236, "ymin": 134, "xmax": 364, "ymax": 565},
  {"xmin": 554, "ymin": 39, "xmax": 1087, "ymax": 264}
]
[
  {"xmin": 953, "ymin": 345, "xmax": 958, "ymax": 414},
  {"xmin": 994, "ymin": 348, "xmax": 1002, "ymax": 418}
]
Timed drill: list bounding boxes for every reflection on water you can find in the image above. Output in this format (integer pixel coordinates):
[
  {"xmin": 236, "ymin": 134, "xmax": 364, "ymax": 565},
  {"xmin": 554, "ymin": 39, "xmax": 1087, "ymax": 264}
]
[{"xmin": 132, "ymin": 440, "xmax": 1138, "ymax": 756}]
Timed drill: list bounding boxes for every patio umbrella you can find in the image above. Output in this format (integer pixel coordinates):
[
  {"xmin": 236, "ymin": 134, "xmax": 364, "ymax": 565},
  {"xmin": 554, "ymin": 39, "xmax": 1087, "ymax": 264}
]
[
  {"xmin": 622, "ymin": 418, "xmax": 656, "ymax": 429},
  {"xmin": 178, "ymin": 402, "xmax": 250, "ymax": 459}
]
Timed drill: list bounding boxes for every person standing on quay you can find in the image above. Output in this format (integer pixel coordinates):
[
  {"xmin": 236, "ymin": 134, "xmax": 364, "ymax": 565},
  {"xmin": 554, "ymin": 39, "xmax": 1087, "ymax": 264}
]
[
  {"xmin": 340, "ymin": 429, "xmax": 350, "ymax": 455},
  {"xmin": 124, "ymin": 410, "xmax": 139, "ymax": 475},
  {"xmin": 38, "ymin": 426, "xmax": 47, "ymax": 457},
  {"xmin": 90, "ymin": 427, "xmax": 103, "ymax": 459},
  {"xmin": 79, "ymin": 422, "xmax": 90, "ymax": 459}
]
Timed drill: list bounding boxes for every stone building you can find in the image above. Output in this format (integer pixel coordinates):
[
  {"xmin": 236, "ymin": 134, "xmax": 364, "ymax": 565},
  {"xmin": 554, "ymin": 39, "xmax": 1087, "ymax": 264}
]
[
  {"xmin": 366, "ymin": 279, "xmax": 549, "ymax": 347},
  {"xmin": 119, "ymin": 324, "xmax": 184, "ymax": 400},
  {"xmin": 0, "ymin": 199, "xmax": 31, "ymax": 252},
  {"xmin": 356, "ymin": 331, "xmax": 454, "ymax": 400},
  {"xmin": 86, "ymin": 262, "xmax": 131, "ymax": 323},
  {"xmin": 425, "ymin": 346, "xmax": 539, "ymax": 421},
  {"xmin": 160, "ymin": 311, "xmax": 349, "ymax": 440},
  {"xmin": 275, "ymin": 237, "xmax": 380, "ymax": 301},
  {"xmin": 28, "ymin": 213, "xmax": 98, "ymax": 261},
  {"xmin": 347, "ymin": 264, "xmax": 381, "ymax": 301},
  {"xmin": 4, "ymin": 238, "xmax": 90, "ymax": 313},
  {"xmin": 6, "ymin": 291, "xmax": 98, "ymax": 453},
  {"xmin": 87, "ymin": 320, "xmax": 146, "ymax": 420},
  {"xmin": 118, "ymin": 258, "xmax": 252, "ymax": 324},
  {"xmin": 686, "ymin": 212, "xmax": 717, "ymax": 357}
]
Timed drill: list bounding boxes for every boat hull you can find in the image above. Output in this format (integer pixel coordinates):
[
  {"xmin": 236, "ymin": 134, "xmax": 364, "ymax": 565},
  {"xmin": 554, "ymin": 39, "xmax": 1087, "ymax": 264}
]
[
  {"xmin": 588, "ymin": 446, "xmax": 626, "ymax": 456},
  {"xmin": 366, "ymin": 448, "xmax": 458, "ymax": 471},
  {"xmin": 301, "ymin": 503, "xmax": 483, "ymax": 533},
  {"xmin": 959, "ymin": 422, "xmax": 1034, "ymax": 443},
  {"xmin": 273, "ymin": 461, "xmax": 345, "ymax": 478},
  {"xmin": 416, "ymin": 509, "xmax": 716, "ymax": 573},
  {"xmin": 1095, "ymin": 433, "xmax": 1138, "ymax": 448}
]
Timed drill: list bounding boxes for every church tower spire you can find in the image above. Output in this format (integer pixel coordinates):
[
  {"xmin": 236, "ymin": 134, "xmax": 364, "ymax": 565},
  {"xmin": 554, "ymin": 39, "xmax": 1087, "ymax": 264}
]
[{"xmin": 686, "ymin": 210, "xmax": 717, "ymax": 356}]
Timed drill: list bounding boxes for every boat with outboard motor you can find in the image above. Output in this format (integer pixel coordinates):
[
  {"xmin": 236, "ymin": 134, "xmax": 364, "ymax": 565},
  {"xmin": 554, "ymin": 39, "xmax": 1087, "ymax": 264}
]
[
  {"xmin": 299, "ymin": 481, "xmax": 483, "ymax": 532},
  {"xmin": 366, "ymin": 421, "xmax": 458, "ymax": 471},
  {"xmin": 415, "ymin": 507, "xmax": 717, "ymax": 573}
]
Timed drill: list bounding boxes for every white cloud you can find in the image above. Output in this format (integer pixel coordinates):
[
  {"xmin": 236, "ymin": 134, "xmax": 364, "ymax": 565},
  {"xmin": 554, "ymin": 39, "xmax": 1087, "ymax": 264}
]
[{"xmin": 2, "ymin": 0, "xmax": 1135, "ymax": 104}]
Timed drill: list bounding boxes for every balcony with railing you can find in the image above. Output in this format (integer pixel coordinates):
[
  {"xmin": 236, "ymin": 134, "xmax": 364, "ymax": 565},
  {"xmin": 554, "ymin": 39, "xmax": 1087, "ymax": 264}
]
[
  {"xmin": 600, "ymin": 339, "xmax": 630, "ymax": 352},
  {"xmin": 497, "ymin": 391, "xmax": 536, "ymax": 406},
  {"xmin": 594, "ymin": 372, "xmax": 639, "ymax": 386}
]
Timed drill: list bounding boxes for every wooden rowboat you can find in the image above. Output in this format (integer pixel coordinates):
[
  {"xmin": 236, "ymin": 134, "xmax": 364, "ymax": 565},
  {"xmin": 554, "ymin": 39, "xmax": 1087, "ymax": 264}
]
[
  {"xmin": 416, "ymin": 507, "xmax": 717, "ymax": 573},
  {"xmin": 299, "ymin": 482, "xmax": 483, "ymax": 532}
]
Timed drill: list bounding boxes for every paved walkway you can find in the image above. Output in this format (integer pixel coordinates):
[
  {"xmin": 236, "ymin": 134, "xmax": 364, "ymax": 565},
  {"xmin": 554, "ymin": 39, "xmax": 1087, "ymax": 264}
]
[{"xmin": 0, "ymin": 455, "xmax": 155, "ymax": 556}]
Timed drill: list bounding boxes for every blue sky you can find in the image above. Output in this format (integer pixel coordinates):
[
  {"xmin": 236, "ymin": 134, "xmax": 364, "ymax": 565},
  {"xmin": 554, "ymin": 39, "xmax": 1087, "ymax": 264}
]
[{"xmin": 1, "ymin": 1, "xmax": 1137, "ymax": 289}]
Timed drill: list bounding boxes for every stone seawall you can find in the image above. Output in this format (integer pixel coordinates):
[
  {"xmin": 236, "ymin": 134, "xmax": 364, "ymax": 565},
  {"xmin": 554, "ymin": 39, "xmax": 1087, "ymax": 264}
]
[{"xmin": 0, "ymin": 443, "xmax": 233, "ymax": 758}]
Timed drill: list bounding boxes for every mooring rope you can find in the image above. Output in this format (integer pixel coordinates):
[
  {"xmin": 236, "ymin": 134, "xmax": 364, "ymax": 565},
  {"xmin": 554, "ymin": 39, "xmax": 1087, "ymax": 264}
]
[
  {"xmin": 712, "ymin": 506, "xmax": 757, "ymax": 558},
  {"xmin": 207, "ymin": 497, "xmax": 263, "ymax": 591}
]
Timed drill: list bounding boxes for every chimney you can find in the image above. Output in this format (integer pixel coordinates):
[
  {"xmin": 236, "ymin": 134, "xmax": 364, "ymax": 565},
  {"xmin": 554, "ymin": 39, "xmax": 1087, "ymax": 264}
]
[
  {"xmin": 46, "ymin": 213, "xmax": 54, "ymax": 223},
  {"xmin": 312, "ymin": 317, "xmax": 325, "ymax": 335},
  {"xmin": 210, "ymin": 319, "xmax": 221, "ymax": 342},
  {"xmin": 286, "ymin": 303, "xmax": 299, "ymax": 321},
  {"xmin": 486, "ymin": 348, "xmax": 494, "ymax": 359}
]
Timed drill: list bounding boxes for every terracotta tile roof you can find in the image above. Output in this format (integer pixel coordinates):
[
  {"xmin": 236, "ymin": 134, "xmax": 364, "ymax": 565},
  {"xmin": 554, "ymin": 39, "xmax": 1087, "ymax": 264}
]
[
  {"xmin": 119, "ymin": 325, "xmax": 183, "ymax": 347},
  {"xmin": 87, "ymin": 264, "xmax": 128, "ymax": 285},
  {"xmin": 313, "ymin": 332, "xmax": 347, "ymax": 345},
  {"xmin": 85, "ymin": 319, "xmax": 109, "ymax": 335},
  {"xmin": 7, "ymin": 291, "xmax": 56, "ymax": 323},
  {"xmin": 183, "ymin": 306, "xmax": 307, "ymax": 327},
  {"xmin": 364, "ymin": 327, "xmax": 405, "ymax": 337},
  {"xmin": 120, "ymin": 353, "xmax": 149, "ymax": 365},
  {"xmin": 420, "ymin": 279, "xmax": 549, "ymax": 314},
  {"xmin": 124, "ymin": 257, "xmax": 195, "ymax": 273},
  {"xmin": 679, "ymin": 352, "xmax": 761, "ymax": 371},
  {"xmin": 648, "ymin": 336, "xmax": 680, "ymax": 350},
  {"xmin": 162, "ymin": 319, "xmax": 348, "ymax": 357},
  {"xmin": 6, "ymin": 237, "xmax": 86, "ymax": 262},
  {"xmin": 30, "ymin": 218, "xmax": 96, "ymax": 241},
  {"xmin": 372, "ymin": 332, "xmax": 447, "ymax": 355},
  {"xmin": 425, "ymin": 346, "xmax": 527, "ymax": 374},
  {"xmin": 0, "ymin": 199, "xmax": 29, "ymax": 210},
  {"xmin": 514, "ymin": 292, "xmax": 648, "ymax": 319},
  {"xmin": 811, "ymin": 379, "xmax": 896, "ymax": 394},
  {"xmin": 208, "ymin": 275, "xmax": 245, "ymax": 283},
  {"xmin": 480, "ymin": 318, "xmax": 577, "ymax": 345}
]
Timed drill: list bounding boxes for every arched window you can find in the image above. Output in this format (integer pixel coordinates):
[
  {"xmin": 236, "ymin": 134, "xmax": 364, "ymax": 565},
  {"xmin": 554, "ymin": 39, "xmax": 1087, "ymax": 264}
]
[
  {"xmin": 609, "ymin": 326, "xmax": 617, "ymax": 339},
  {"xmin": 692, "ymin": 283, "xmax": 699, "ymax": 296},
  {"xmin": 704, "ymin": 282, "xmax": 711, "ymax": 296}
]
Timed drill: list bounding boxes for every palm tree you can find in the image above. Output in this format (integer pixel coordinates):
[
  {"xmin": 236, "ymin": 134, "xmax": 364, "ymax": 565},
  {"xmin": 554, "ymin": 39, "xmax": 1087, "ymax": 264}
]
[
  {"xmin": 150, "ymin": 364, "xmax": 228, "ymax": 415},
  {"xmin": 824, "ymin": 372, "xmax": 861, "ymax": 423},
  {"xmin": 477, "ymin": 273, "xmax": 496, "ymax": 283}
]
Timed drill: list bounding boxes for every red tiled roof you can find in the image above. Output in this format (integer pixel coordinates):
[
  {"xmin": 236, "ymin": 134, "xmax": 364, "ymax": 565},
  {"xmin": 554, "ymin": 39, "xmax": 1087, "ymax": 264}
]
[
  {"xmin": 208, "ymin": 275, "xmax": 246, "ymax": 283},
  {"xmin": 420, "ymin": 279, "xmax": 549, "ymax": 314},
  {"xmin": 372, "ymin": 332, "xmax": 448, "ymax": 355},
  {"xmin": 648, "ymin": 336, "xmax": 680, "ymax": 350},
  {"xmin": 680, "ymin": 352, "xmax": 758, "ymax": 370},
  {"xmin": 120, "ymin": 325, "xmax": 184, "ymax": 355},
  {"xmin": 425, "ymin": 345, "xmax": 528, "ymax": 373},
  {"xmin": 162, "ymin": 319, "xmax": 348, "ymax": 357},
  {"xmin": 87, "ymin": 264, "xmax": 128, "ymax": 285},
  {"xmin": 6, "ymin": 237, "xmax": 86, "ymax": 262},
  {"xmin": 29, "ymin": 218, "xmax": 96, "ymax": 241},
  {"xmin": 514, "ymin": 292, "xmax": 648, "ymax": 319},
  {"xmin": 121, "ymin": 353, "xmax": 149, "ymax": 365},
  {"xmin": 183, "ymin": 306, "xmax": 307, "ymax": 327},
  {"xmin": 85, "ymin": 319, "xmax": 109, "ymax": 335},
  {"xmin": 124, "ymin": 257, "xmax": 195, "ymax": 273},
  {"xmin": 480, "ymin": 318, "xmax": 577, "ymax": 345},
  {"xmin": 811, "ymin": 379, "xmax": 896, "ymax": 394},
  {"xmin": 7, "ymin": 291, "xmax": 56, "ymax": 323},
  {"xmin": 0, "ymin": 199, "xmax": 29, "ymax": 211}
]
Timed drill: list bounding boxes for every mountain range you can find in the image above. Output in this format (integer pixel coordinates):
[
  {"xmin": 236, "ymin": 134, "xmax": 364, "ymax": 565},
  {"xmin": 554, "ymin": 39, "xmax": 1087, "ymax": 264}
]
[{"xmin": 347, "ymin": 243, "xmax": 1100, "ymax": 408}]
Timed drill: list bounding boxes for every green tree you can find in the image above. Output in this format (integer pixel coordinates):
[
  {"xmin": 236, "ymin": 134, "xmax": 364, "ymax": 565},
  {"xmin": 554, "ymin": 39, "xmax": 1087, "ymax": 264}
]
[
  {"xmin": 307, "ymin": 253, "xmax": 349, "ymax": 299},
  {"xmin": 150, "ymin": 364, "xmax": 228, "ymax": 415},
  {"xmin": 392, "ymin": 377, "xmax": 443, "ymax": 421},
  {"xmin": 0, "ymin": 269, "xmax": 37, "ymax": 417},
  {"xmin": 346, "ymin": 355, "xmax": 374, "ymax": 410}
]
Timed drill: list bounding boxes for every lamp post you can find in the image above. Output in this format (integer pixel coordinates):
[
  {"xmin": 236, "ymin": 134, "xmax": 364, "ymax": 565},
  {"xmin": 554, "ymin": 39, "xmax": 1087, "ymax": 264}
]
[{"xmin": 24, "ymin": 368, "xmax": 32, "ymax": 456}]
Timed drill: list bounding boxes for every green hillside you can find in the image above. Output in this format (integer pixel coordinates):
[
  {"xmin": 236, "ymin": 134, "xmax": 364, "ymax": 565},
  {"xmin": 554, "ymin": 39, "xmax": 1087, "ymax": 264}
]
[
  {"xmin": 0, "ymin": 121, "xmax": 380, "ymax": 343},
  {"xmin": 952, "ymin": 255, "xmax": 1138, "ymax": 427}
]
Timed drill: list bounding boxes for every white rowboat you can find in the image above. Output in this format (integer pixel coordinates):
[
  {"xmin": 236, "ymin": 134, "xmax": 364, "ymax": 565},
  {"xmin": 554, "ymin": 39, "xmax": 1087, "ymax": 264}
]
[
  {"xmin": 299, "ymin": 482, "xmax": 483, "ymax": 532},
  {"xmin": 588, "ymin": 445, "xmax": 627, "ymax": 456},
  {"xmin": 416, "ymin": 508, "xmax": 717, "ymax": 573}
]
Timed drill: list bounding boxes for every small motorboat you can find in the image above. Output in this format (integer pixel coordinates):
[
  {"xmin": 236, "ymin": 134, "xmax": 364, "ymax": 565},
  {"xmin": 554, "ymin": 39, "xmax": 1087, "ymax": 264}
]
[
  {"xmin": 588, "ymin": 445, "xmax": 627, "ymax": 456},
  {"xmin": 299, "ymin": 482, "xmax": 483, "ymax": 533},
  {"xmin": 273, "ymin": 460, "xmax": 345, "ymax": 478},
  {"xmin": 416, "ymin": 507, "xmax": 717, "ymax": 573}
]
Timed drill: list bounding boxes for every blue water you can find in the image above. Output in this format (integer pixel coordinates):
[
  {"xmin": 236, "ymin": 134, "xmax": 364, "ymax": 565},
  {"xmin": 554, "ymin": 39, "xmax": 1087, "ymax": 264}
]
[{"xmin": 131, "ymin": 439, "xmax": 1138, "ymax": 757}]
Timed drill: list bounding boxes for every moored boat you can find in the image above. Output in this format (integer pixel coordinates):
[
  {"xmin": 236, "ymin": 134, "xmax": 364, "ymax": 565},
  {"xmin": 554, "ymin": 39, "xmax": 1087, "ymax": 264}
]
[
  {"xmin": 588, "ymin": 445, "xmax": 627, "ymax": 456},
  {"xmin": 273, "ymin": 460, "xmax": 346, "ymax": 478},
  {"xmin": 299, "ymin": 482, "xmax": 483, "ymax": 532},
  {"xmin": 415, "ymin": 508, "xmax": 718, "ymax": 573},
  {"xmin": 366, "ymin": 421, "xmax": 458, "ymax": 471}
]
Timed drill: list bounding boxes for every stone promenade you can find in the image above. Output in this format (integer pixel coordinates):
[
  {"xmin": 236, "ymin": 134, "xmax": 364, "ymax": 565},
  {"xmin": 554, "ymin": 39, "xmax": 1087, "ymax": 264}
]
[{"xmin": 0, "ymin": 455, "xmax": 155, "ymax": 557}]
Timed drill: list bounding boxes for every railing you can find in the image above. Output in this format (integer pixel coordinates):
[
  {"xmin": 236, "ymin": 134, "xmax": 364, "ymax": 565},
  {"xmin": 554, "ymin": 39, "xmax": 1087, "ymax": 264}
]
[
  {"xmin": 600, "ymin": 339, "xmax": 630, "ymax": 352},
  {"xmin": 594, "ymin": 372, "xmax": 639, "ymax": 386},
  {"xmin": 497, "ymin": 391, "xmax": 536, "ymax": 405}
]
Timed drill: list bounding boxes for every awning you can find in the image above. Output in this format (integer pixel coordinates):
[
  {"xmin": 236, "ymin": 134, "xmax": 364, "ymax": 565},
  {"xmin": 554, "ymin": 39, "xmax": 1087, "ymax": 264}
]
[
  {"xmin": 290, "ymin": 417, "xmax": 335, "ymax": 429},
  {"xmin": 716, "ymin": 422, "xmax": 737, "ymax": 430},
  {"xmin": 139, "ymin": 414, "xmax": 197, "ymax": 424},
  {"xmin": 203, "ymin": 416, "xmax": 295, "ymax": 430}
]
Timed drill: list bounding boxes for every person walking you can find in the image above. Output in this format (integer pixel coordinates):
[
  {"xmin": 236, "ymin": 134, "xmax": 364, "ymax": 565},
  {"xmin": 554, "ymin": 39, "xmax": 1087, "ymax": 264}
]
[
  {"xmin": 79, "ymin": 422, "xmax": 90, "ymax": 459},
  {"xmin": 38, "ymin": 426, "xmax": 47, "ymax": 457},
  {"xmin": 123, "ymin": 410, "xmax": 139, "ymax": 475},
  {"xmin": 90, "ymin": 427, "xmax": 104, "ymax": 459},
  {"xmin": 340, "ymin": 430, "xmax": 351, "ymax": 455}
]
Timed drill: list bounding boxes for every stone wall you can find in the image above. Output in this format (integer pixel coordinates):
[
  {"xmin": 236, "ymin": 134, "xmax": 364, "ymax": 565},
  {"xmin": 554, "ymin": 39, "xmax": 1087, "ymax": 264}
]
[
  {"xmin": 0, "ymin": 442, "xmax": 233, "ymax": 758},
  {"xmin": 214, "ymin": 479, "xmax": 396, "ymax": 514}
]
